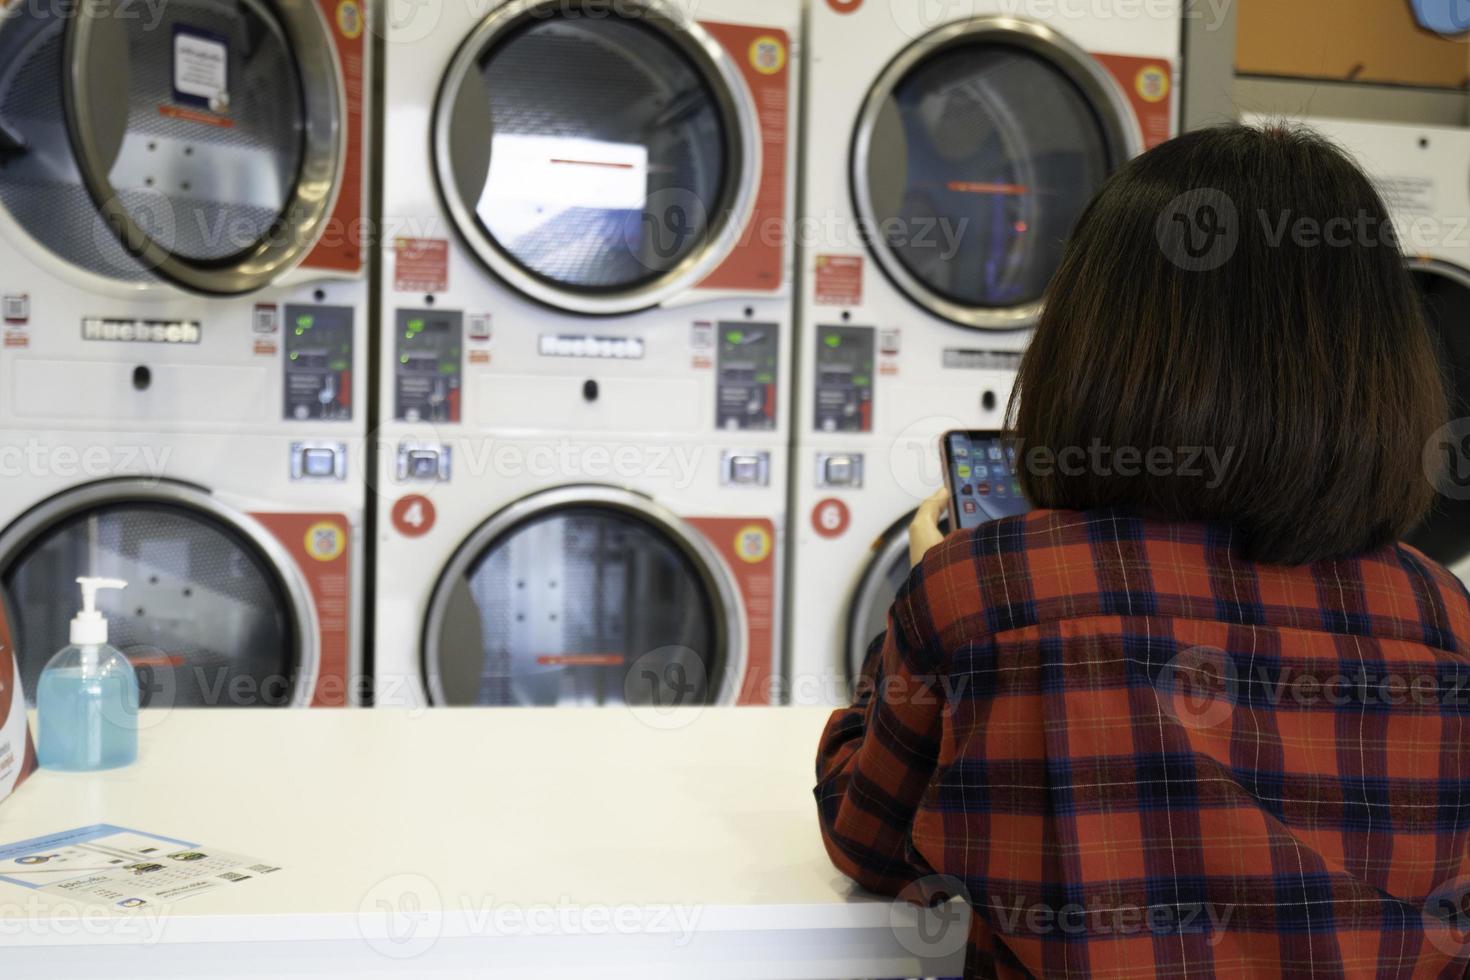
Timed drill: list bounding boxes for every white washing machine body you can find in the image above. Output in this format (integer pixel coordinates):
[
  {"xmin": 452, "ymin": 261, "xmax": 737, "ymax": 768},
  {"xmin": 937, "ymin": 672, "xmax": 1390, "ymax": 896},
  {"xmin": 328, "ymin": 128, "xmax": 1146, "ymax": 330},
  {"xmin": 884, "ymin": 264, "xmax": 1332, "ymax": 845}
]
[
  {"xmin": 789, "ymin": 1, "xmax": 1182, "ymax": 705},
  {"xmin": 375, "ymin": 0, "xmax": 798, "ymax": 708},
  {"xmin": 1278, "ymin": 116, "xmax": 1470, "ymax": 584},
  {"xmin": 0, "ymin": 0, "xmax": 371, "ymax": 708}
]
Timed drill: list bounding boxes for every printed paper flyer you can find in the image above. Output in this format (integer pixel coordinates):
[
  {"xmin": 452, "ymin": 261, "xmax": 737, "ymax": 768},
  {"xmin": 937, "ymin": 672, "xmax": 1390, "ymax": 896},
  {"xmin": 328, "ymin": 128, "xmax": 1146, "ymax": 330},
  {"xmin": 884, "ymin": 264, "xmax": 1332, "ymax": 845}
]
[{"xmin": 0, "ymin": 825, "xmax": 280, "ymax": 910}]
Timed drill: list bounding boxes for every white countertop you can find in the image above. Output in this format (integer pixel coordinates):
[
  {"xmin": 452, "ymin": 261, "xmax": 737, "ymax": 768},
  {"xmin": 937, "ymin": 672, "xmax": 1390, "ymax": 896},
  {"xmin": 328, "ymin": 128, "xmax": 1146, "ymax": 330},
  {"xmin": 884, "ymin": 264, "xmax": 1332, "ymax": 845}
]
[{"xmin": 0, "ymin": 708, "xmax": 966, "ymax": 978}]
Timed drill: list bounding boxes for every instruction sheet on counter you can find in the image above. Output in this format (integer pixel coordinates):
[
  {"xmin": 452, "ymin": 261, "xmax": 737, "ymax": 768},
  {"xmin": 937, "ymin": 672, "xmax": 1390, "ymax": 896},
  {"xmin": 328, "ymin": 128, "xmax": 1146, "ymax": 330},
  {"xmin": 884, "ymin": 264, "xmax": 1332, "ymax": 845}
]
[{"xmin": 0, "ymin": 824, "xmax": 280, "ymax": 910}]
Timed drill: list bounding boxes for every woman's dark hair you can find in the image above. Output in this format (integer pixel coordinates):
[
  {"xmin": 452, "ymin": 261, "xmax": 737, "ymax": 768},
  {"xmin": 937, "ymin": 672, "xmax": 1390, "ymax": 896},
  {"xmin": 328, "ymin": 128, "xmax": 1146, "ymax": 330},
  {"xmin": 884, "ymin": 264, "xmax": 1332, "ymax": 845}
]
[{"xmin": 1009, "ymin": 123, "xmax": 1447, "ymax": 565}]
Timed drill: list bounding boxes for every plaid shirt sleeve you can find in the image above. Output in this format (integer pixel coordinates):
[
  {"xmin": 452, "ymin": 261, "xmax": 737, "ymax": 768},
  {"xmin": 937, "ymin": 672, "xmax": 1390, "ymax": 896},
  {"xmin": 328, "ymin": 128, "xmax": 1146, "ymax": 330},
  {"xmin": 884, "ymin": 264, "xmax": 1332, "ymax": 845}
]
[{"xmin": 814, "ymin": 547, "xmax": 947, "ymax": 895}]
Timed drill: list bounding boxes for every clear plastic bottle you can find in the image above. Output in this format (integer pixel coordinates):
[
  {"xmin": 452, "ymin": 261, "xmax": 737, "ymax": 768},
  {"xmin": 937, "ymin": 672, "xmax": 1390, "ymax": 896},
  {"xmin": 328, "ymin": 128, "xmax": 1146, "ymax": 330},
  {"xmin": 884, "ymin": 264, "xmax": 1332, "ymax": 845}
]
[{"xmin": 37, "ymin": 578, "xmax": 138, "ymax": 771}]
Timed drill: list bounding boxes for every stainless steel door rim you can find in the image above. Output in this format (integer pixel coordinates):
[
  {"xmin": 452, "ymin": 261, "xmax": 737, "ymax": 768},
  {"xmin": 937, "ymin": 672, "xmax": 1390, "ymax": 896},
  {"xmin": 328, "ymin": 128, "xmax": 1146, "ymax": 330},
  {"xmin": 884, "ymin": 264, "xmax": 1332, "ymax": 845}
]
[
  {"xmin": 61, "ymin": 0, "xmax": 343, "ymax": 295},
  {"xmin": 432, "ymin": 0, "xmax": 760, "ymax": 315}
]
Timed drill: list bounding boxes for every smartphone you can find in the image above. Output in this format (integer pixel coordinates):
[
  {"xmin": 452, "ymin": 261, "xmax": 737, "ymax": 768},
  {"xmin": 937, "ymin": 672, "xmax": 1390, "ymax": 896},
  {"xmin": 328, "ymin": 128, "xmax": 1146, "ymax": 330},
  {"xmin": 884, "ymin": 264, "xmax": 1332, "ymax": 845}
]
[{"xmin": 941, "ymin": 431, "xmax": 1030, "ymax": 531}]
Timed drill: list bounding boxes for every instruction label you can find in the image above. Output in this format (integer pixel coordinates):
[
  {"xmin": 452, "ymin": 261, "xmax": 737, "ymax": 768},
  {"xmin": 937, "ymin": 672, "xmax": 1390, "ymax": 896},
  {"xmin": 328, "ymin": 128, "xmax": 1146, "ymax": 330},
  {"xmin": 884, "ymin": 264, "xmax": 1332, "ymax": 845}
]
[{"xmin": 173, "ymin": 27, "xmax": 229, "ymax": 113}]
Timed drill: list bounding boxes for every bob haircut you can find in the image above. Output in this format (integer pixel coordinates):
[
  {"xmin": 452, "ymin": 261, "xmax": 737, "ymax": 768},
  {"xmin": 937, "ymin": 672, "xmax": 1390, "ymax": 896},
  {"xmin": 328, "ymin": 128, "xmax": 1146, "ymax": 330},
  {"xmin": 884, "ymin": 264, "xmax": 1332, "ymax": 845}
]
[{"xmin": 1009, "ymin": 124, "xmax": 1446, "ymax": 566}]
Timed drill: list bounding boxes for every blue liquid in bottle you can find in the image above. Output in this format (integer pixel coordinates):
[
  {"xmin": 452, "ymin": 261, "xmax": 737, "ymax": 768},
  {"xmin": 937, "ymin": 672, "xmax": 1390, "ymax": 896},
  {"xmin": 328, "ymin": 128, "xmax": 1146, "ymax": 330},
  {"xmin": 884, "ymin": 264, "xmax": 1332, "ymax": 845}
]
[{"xmin": 37, "ymin": 647, "xmax": 139, "ymax": 772}]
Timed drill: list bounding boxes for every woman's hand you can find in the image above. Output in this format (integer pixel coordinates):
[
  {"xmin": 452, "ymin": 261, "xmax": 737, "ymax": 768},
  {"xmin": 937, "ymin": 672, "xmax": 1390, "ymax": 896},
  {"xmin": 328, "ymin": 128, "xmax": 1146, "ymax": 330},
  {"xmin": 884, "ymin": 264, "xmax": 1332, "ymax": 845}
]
[{"xmin": 909, "ymin": 489, "xmax": 950, "ymax": 568}]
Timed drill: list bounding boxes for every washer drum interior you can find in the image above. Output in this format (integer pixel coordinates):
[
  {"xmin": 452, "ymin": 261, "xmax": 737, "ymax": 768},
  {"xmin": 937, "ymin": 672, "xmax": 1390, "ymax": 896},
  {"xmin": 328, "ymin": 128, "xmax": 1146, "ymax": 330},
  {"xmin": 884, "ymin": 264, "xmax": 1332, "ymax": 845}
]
[
  {"xmin": 853, "ymin": 17, "xmax": 1136, "ymax": 330},
  {"xmin": 1407, "ymin": 259, "xmax": 1470, "ymax": 573},
  {"xmin": 424, "ymin": 488, "xmax": 743, "ymax": 708}
]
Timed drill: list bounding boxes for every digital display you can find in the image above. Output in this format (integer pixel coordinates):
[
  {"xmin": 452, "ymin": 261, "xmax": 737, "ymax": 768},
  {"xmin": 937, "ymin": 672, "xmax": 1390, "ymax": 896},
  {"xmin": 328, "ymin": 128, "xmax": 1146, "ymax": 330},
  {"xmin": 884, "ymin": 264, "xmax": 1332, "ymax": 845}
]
[
  {"xmin": 716, "ymin": 322, "xmax": 778, "ymax": 430},
  {"xmin": 283, "ymin": 304, "xmax": 353, "ymax": 421},
  {"xmin": 813, "ymin": 325, "xmax": 874, "ymax": 433},
  {"xmin": 394, "ymin": 308, "xmax": 462, "ymax": 423},
  {"xmin": 945, "ymin": 431, "xmax": 1030, "ymax": 531}
]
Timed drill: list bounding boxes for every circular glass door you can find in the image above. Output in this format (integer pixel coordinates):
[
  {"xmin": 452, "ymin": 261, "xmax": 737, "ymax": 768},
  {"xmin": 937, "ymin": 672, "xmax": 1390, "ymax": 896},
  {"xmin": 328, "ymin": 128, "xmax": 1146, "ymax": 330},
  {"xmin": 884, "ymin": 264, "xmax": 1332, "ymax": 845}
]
[
  {"xmin": 846, "ymin": 518, "xmax": 917, "ymax": 683},
  {"xmin": 435, "ymin": 0, "xmax": 749, "ymax": 314},
  {"xmin": 854, "ymin": 18, "xmax": 1133, "ymax": 330},
  {"xmin": 425, "ymin": 489, "xmax": 739, "ymax": 707},
  {"xmin": 1406, "ymin": 260, "xmax": 1470, "ymax": 569},
  {"xmin": 0, "ymin": 483, "xmax": 313, "ymax": 708},
  {"xmin": 0, "ymin": 0, "xmax": 340, "ymax": 293}
]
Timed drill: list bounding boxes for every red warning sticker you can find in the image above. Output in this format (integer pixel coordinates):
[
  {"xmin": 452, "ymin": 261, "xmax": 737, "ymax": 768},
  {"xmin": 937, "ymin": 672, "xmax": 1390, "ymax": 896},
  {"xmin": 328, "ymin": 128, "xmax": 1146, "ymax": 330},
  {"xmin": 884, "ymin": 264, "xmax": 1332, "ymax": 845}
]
[
  {"xmin": 1095, "ymin": 54, "xmax": 1176, "ymax": 150},
  {"xmin": 812, "ymin": 498, "xmax": 851, "ymax": 539},
  {"xmin": 394, "ymin": 238, "xmax": 449, "ymax": 294},
  {"xmin": 814, "ymin": 254, "xmax": 863, "ymax": 307},
  {"xmin": 391, "ymin": 495, "xmax": 437, "ymax": 538},
  {"xmin": 536, "ymin": 654, "xmax": 624, "ymax": 667},
  {"xmin": 158, "ymin": 104, "xmax": 234, "ymax": 129}
]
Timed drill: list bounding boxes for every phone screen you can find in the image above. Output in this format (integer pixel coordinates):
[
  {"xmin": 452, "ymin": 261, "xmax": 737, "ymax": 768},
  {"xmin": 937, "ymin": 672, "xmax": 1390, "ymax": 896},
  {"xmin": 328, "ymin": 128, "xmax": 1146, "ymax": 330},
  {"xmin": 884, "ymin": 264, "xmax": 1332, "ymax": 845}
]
[{"xmin": 944, "ymin": 431, "xmax": 1030, "ymax": 531}]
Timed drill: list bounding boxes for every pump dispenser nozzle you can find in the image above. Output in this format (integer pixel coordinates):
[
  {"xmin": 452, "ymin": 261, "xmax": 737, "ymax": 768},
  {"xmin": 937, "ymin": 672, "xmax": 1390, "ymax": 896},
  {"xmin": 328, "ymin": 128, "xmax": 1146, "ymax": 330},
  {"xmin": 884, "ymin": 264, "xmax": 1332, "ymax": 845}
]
[{"xmin": 71, "ymin": 577, "xmax": 127, "ymax": 646}]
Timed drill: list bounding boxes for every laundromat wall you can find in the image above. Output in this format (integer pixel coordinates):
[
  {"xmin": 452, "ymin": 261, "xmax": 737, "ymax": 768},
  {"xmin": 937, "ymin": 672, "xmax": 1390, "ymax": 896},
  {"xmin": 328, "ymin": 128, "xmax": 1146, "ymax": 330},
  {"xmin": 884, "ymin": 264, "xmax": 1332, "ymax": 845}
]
[{"xmin": 0, "ymin": 0, "xmax": 1458, "ymax": 710}]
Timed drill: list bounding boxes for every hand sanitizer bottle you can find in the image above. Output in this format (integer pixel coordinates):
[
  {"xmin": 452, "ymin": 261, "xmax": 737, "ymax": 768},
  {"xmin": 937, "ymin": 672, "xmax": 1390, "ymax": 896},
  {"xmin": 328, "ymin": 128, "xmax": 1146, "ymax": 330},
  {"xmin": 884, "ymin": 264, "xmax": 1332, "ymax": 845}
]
[{"xmin": 37, "ymin": 578, "xmax": 137, "ymax": 771}]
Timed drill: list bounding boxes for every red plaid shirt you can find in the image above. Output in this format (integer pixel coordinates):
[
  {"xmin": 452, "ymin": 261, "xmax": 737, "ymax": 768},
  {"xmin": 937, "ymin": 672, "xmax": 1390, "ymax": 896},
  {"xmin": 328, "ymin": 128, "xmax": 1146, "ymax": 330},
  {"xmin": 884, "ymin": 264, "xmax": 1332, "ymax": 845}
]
[{"xmin": 817, "ymin": 509, "xmax": 1470, "ymax": 978}]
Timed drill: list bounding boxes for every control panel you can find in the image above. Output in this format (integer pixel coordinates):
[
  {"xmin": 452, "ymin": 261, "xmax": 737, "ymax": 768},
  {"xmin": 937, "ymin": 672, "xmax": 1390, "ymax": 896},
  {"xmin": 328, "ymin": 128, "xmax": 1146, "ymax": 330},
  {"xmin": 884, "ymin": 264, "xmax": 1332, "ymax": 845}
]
[
  {"xmin": 716, "ymin": 322, "xmax": 778, "ymax": 430},
  {"xmin": 283, "ymin": 305, "xmax": 354, "ymax": 421},
  {"xmin": 395, "ymin": 309, "xmax": 462, "ymax": 423},
  {"xmin": 813, "ymin": 326, "xmax": 874, "ymax": 433}
]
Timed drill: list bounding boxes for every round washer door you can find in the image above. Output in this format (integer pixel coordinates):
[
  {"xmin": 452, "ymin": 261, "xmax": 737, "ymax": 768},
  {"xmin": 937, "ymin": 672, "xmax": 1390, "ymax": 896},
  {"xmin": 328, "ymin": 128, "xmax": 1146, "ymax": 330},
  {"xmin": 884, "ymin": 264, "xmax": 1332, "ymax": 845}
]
[
  {"xmin": 434, "ymin": 0, "xmax": 755, "ymax": 315},
  {"xmin": 0, "ymin": 0, "xmax": 340, "ymax": 294},
  {"xmin": 424, "ymin": 487, "xmax": 743, "ymax": 707},
  {"xmin": 854, "ymin": 17, "xmax": 1135, "ymax": 330},
  {"xmin": 1407, "ymin": 259, "xmax": 1470, "ymax": 573},
  {"xmin": 846, "ymin": 517, "xmax": 916, "ymax": 683},
  {"xmin": 0, "ymin": 482, "xmax": 317, "ymax": 708}
]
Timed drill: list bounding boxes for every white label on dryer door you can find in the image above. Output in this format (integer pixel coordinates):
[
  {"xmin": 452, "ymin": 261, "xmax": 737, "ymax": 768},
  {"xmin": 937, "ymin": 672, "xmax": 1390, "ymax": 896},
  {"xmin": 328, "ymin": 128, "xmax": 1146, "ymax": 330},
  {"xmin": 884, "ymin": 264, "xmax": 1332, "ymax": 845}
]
[
  {"xmin": 481, "ymin": 135, "xmax": 648, "ymax": 238},
  {"xmin": 174, "ymin": 28, "xmax": 229, "ymax": 112}
]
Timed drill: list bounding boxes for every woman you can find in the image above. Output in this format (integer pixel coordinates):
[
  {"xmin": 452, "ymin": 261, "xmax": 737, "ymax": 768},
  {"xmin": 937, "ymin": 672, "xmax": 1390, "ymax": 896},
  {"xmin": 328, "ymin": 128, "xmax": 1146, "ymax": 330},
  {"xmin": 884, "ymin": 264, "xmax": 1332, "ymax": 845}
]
[{"xmin": 815, "ymin": 125, "xmax": 1470, "ymax": 978}]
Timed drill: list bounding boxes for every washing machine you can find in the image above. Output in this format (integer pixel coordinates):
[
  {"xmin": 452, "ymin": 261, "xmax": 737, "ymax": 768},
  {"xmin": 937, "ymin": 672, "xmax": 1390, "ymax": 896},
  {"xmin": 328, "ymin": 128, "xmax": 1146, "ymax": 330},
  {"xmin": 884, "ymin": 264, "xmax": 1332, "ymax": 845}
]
[
  {"xmin": 0, "ymin": 0, "xmax": 371, "ymax": 707},
  {"xmin": 787, "ymin": 1, "xmax": 1182, "ymax": 706},
  {"xmin": 1278, "ymin": 116, "xmax": 1470, "ymax": 586},
  {"xmin": 373, "ymin": 0, "xmax": 798, "ymax": 708}
]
